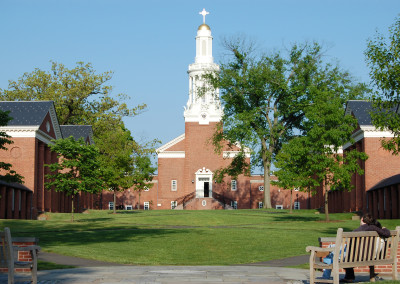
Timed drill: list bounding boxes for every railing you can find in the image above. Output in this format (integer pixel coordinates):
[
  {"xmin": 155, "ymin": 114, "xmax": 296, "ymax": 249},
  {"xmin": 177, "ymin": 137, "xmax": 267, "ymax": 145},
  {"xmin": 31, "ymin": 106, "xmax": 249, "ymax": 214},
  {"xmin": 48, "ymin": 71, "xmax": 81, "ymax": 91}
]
[
  {"xmin": 176, "ymin": 192, "xmax": 196, "ymax": 208},
  {"xmin": 212, "ymin": 192, "xmax": 234, "ymax": 208}
]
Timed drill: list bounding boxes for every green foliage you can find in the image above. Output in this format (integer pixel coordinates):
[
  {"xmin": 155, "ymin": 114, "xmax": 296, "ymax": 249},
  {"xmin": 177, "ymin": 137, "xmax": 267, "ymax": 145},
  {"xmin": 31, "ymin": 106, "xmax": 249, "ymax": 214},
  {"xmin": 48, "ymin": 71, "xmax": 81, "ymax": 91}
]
[
  {"xmin": 274, "ymin": 83, "xmax": 368, "ymax": 220},
  {"xmin": 366, "ymin": 17, "xmax": 400, "ymax": 154},
  {"xmin": 0, "ymin": 110, "xmax": 23, "ymax": 183},
  {"xmin": 45, "ymin": 137, "xmax": 103, "ymax": 195},
  {"xmin": 0, "ymin": 61, "xmax": 145, "ymax": 126},
  {"xmin": 207, "ymin": 39, "xmax": 366, "ymax": 208},
  {"xmin": 0, "ymin": 61, "xmax": 159, "ymax": 197},
  {"xmin": 45, "ymin": 137, "xmax": 103, "ymax": 220}
]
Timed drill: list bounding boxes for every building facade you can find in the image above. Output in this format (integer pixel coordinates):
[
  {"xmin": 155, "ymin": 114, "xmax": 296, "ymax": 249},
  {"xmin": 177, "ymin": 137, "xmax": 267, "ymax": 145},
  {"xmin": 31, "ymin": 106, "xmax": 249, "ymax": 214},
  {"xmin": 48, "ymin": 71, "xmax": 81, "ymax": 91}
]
[
  {"xmin": 0, "ymin": 101, "xmax": 97, "ymax": 218},
  {"xmin": 327, "ymin": 101, "xmax": 400, "ymax": 218},
  {"xmin": 102, "ymin": 11, "xmax": 310, "ymax": 211}
]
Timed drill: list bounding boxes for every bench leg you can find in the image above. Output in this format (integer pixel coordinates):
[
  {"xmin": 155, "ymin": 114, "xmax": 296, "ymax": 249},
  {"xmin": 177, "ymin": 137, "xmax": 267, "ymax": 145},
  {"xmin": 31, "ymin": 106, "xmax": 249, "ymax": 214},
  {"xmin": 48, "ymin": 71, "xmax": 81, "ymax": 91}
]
[
  {"xmin": 392, "ymin": 263, "xmax": 398, "ymax": 280},
  {"xmin": 369, "ymin": 266, "xmax": 376, "ymax": 282}
]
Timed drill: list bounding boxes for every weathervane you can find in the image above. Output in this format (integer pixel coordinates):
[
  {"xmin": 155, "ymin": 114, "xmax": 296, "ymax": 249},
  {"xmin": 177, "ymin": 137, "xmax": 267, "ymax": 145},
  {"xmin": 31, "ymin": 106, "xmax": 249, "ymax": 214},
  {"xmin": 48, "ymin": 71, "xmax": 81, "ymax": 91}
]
[{"xmin": 199, "ymin": 8, "xmax": 209, "ymax": 24}]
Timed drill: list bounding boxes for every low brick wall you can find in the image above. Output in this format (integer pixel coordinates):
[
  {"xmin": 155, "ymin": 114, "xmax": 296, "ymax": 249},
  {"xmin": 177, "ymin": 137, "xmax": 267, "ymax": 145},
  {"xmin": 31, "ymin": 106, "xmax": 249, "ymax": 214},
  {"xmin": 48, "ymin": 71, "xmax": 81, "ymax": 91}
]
[
  {"xmin": 0, "ymin": 237, "xmax": 39, "ymax": 273},
  {"xmin": 320, "ymin": 237, "xmax": 400, "ymax": 273}
]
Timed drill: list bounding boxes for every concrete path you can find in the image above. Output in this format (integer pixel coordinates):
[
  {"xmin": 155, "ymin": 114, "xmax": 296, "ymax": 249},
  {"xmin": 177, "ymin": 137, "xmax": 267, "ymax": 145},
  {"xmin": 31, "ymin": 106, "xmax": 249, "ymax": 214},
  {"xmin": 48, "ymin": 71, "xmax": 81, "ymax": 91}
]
[{"xmin": 0, "ymin": 253, "xmax": 393, "ymax": 283}]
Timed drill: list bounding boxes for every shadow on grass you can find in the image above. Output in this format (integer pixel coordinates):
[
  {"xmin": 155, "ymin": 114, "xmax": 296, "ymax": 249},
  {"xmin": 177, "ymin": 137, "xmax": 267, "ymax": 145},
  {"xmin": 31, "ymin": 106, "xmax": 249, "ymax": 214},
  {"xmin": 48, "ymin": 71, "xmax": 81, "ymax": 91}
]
[
  {"xmin": 24, "ymin": 227, "xmax": 190, "ymax": 250},
  {"xmin": 272, "ymin": 214, "xmax": 321, "ymax": 222},
  {"xmin": 319, "ymin": 226, "xmax": 357, "ymax": 235}
]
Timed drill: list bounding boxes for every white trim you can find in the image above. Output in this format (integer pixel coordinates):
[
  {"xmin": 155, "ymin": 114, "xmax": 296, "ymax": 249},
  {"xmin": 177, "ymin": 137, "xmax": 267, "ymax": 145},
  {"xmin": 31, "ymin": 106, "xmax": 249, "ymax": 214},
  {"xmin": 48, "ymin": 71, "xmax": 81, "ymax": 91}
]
[
  {"xmin": 171, "ymin": 201, "xmax": 177, "ymax": 209},
  {"xmin": 156, "ymin": 134, "xmax": 185, "ymax": 153},
  {"xmin": 1, "ymin": 127, "xmax": 57, "ymax": 145},
  {"xmin": 343, "ymin": 126, "xmax": 396, "ymax": 150},
  {"xmin": 158, "ymin": 151, "xmax": 185, "ymax": 158},
  {"xmin": 250, "ymin": 179, "xmax": 264, "ymax": 184},
  {"xmin": 223, "ymin": 150, "xmax": 251, "ymax": 158},
  {"xmin": 48, "ymin": 103, "xmax": 62, "ymax": 140},
  {"xmin": 171, "ymin": 180, "xmax": 177, "ymax": 191},
  {"xmin": 231, "ymin": 180, "xmax": 237, "ymax": 191},
  {"xmin": 144, "ymin": 202, "xmax": 150, "ymax": 210},
  {"xmin": 195, "ymin": 167, "xmax": 213, "ymax": 198}
]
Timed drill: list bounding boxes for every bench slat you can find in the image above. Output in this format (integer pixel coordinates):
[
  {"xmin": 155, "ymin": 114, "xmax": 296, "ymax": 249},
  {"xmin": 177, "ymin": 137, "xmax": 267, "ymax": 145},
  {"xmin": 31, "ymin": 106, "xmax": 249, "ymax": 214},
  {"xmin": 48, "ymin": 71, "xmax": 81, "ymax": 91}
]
[{"xmin": 307, "ymin": 226, "xmax": 400, "ymax": 284}]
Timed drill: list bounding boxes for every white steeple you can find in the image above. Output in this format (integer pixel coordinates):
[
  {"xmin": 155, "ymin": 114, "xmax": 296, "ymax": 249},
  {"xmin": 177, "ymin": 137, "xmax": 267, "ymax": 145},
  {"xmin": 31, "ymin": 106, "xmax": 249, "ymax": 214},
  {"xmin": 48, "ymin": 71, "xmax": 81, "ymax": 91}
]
[{"xmin": 184, "ymin": 9, "xmax": 223, "ymax": 125}]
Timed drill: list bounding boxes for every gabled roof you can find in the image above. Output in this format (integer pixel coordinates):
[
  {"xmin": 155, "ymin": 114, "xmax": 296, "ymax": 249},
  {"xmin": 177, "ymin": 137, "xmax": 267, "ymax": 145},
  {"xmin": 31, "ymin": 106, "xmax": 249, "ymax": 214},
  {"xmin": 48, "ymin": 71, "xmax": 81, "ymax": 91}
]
[
  {"xmin": 345, "ymin": 100, "xmax": 373, "ymax": 126},
  {"xmin": 343, "ymin": 100, "xmax": 397, "ymax": 149},
  {"xmin": 60, "ymin": 125, "xmax": 94, "ymax": 145},
  {"xmin": 157, "ymin": 134, "xmax": 185, "ymax": 153},
  {"xmin": 0, "ymin": 101, "xmax": 57, "ymax": 126},
  {"xmin": 0, "ymin": 101, "xmax": 62, "ymax": 142}
]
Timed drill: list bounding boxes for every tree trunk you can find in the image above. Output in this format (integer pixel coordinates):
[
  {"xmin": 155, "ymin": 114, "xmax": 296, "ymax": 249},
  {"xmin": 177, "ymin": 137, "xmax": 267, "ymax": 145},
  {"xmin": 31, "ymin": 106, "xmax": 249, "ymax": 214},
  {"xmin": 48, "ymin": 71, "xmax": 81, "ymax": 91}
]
[
  {"xmin": 324, "ymin": 177, "xmax": 330, "ymax": 222},
  {"xmin": 113, "ymin": 189, "xmax": 117, "ymax": 214},
  {"xmin": 71, "ymin": 195, "xmax": 74, "ymax": 222},
  {"xmin": 137, "ymin": 192, "xmax": 141, "ymax": 210},
  {"xmin": 263, "ymin": 165, "xmax": 272, "ymax": 208},
  {"xmin": 289, "ymin": 189, "xmax": 293, "ymax": 213}
]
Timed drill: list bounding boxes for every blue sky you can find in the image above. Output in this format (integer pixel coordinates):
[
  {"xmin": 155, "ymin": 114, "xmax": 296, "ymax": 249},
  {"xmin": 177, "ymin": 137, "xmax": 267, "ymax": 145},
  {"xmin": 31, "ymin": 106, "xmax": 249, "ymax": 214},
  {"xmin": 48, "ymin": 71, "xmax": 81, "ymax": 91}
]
[{"xmin": 0, "ymin": 0, "xmax": 399, "ymax": 150}]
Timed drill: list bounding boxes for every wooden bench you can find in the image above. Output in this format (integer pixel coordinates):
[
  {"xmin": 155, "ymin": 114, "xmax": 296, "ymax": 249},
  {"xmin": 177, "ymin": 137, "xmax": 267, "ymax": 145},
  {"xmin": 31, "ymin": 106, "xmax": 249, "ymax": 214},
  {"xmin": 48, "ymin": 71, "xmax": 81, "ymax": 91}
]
[
  {"xmin": 0, "ymin": 227, "xmax": 40, "ymax": 284},
  {"xmin": 306, "ymin": 226, "xmax": 400, "ymax": 284}
]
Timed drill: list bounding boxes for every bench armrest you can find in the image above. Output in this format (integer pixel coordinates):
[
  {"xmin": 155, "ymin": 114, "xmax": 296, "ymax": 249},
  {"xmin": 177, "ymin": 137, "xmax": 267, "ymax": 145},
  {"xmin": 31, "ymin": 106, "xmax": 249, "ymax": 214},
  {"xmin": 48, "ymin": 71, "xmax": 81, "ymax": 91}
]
[
  {"xmin": 306, "ymin": 246, "xmax": 333, "ymax": 253},
  {"xmin": 13, "ymin": 245, "xmax": 41, "ymax": 253}
]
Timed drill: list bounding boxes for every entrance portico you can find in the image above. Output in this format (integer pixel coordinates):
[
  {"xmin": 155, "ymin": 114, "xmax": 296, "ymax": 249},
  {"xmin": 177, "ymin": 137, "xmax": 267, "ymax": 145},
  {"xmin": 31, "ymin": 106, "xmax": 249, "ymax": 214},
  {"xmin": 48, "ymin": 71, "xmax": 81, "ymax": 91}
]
[{"xmin": 195, "ymin": 167, "xmax": 213, "ymax": 198}]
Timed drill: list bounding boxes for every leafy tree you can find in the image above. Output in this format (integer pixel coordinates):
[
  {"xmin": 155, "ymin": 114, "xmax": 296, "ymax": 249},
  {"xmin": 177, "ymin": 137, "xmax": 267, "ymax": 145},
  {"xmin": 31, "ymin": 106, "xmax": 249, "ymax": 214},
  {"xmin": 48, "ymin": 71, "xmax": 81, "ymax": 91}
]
[
  {"xmin": 132, "ymin": 154, "xmax": 157, "ymax": 210},
  {"xmin": 365, "ymin": 17, "xmax": 400, "ymax": 154},
  {"xmin": 98, "ymin": 118, "xmax": 157, "ymax": 212},
  {"xmin": 0, "ymin": 61, "xmax": 146, "ymax": 127},
  {"xmin": 0, "ymin": 110, "xmax": 23, "ymax": 184},
  {"xmin": 274, "ymin": 80, "xmax": 368, "ymax": 221},
  {"xmin": 0, "ymin": 61, "xmax": 158, "ymax": 200},
  {"xmin": 45, "ymin": 137, "xmax": 103, "ymax": 221},
  {"xmin": 207, "ymin": 40, "xmax": 364, "ymax": 208}
]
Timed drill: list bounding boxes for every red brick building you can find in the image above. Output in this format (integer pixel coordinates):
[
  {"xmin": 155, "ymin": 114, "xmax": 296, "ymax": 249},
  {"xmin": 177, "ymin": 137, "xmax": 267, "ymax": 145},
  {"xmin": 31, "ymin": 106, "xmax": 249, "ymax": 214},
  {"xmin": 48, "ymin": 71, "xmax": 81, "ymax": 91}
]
[
  {"xmin": 101, "ymin": 12, "xmax": 310, "ymax": 211},
  {"xmin": 0, "ymin": 101, "xmax": 96, "ymax": 218},
  {"xmin": 327, "ymin": 101, "xmax": 400, "ymax": 218}
]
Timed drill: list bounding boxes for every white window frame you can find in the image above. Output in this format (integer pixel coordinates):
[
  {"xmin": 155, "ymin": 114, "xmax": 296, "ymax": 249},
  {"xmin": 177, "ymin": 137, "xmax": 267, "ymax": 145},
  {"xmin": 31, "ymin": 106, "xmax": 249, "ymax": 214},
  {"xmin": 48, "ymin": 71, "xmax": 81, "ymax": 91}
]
[
  {"xmin": 171, "ymin": 201, "xmax": 177, "ymax": 209},
  {"xmin": 125, "ymin": 205, "xmax": 133, "ymax": 210},
  {"xmin": 144, "ymin": 186, "xmax": 149, "ymax": 192},
  {"xmin": 258, "ymin": 185, "xmax": 264, "ymax": 191},
  {"xmin": 144, "ymin": 202, "xmax": 150, "ymax": 210},
  {"xmin": 276, "ymin": 205, "xmax": 283, "ymax": 209},
  {"xmin": 294, "ymin": 202, "xmax": 300, "ymax": 210},
  {"xmin": 258, "ymin": 202, "xmax": 263, "ymax": 209},
  {"xmin": 108, "ymin": 202, "xmax": 114, "ymax": 210},
  {"xmin": 171, "ymin": 180, "xmax": 177, "ymax": 191},
  {"xmin": 231, "ymin": 180, "xmax": 237, "ymax": 191},
  {"xmin": 231, "ymin": 200, "xmax": 237, "ymax": 209}
]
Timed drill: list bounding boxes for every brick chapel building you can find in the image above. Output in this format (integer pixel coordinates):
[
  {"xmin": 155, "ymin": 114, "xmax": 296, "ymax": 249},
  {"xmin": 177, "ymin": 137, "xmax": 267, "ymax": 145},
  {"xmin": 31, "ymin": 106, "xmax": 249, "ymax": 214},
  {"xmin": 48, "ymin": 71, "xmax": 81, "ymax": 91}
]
[
  {"xmin": 0, "ymin": 101, "xmax": 97, "ymax": 219},
  {"xmin": 101, "ymin": 11, "xmax": 310, "ymax": 211}
]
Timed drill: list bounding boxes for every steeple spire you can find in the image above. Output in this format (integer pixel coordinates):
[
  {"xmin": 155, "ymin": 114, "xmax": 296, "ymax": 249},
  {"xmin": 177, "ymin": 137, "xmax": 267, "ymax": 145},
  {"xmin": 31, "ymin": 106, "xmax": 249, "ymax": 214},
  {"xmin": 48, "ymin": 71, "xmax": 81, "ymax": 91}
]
[{"xmin": 184, "ymin": 9, "xmax": 222, "ymax": 125}]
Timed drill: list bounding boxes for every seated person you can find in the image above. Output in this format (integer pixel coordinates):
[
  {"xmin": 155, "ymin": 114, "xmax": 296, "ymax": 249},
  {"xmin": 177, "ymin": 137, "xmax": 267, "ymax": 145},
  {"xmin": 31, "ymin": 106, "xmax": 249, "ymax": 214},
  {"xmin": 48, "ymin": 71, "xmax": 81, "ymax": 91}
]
[{"xmin": 322, "ymin": 213, "xmax": 390, "ymax": 282}]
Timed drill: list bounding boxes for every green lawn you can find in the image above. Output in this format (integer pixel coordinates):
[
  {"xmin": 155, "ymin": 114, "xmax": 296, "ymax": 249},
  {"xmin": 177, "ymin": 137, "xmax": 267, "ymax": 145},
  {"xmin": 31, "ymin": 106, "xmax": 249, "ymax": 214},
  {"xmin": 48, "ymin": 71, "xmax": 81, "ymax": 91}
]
[{"xmin": 1, "ymin": 209, "xmax": 399, "ymax": 266}]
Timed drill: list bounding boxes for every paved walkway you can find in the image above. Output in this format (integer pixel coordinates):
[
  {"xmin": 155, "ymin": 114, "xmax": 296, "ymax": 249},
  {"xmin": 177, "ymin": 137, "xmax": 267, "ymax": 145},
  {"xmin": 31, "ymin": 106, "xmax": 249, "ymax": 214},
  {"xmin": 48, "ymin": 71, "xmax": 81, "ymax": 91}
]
[{"xmin": 0, "ymin": 253, "xmax": 393, "ymax": 283}]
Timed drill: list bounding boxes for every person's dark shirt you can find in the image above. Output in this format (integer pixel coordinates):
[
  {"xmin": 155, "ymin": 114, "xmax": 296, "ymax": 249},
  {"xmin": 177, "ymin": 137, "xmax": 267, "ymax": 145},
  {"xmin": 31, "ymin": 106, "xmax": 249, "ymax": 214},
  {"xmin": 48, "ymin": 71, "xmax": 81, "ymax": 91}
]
[{"xmin": 353, "ymin": 224, "xmax": 390, "ymax": 238}]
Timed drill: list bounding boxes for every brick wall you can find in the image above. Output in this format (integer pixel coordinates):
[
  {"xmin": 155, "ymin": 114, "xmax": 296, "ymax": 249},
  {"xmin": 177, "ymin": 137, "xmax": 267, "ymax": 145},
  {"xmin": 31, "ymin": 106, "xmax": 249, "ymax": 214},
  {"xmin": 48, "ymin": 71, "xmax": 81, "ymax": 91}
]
[
  {"xmin": 320, "ymin": 237, "xmax": 400, "ymax": 273},
  {"xmin": 0, "ymin": 237, "xmax": 38, "ymax": 273}
]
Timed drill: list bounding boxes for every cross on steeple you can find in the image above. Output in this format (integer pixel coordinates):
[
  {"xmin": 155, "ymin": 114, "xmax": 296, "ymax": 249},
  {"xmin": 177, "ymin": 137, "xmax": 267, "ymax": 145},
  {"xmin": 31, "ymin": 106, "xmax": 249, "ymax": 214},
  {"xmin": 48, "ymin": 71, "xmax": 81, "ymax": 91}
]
[{"xmin": 199, "ymin": 8, "xmax": 209, "ymax": 24}]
